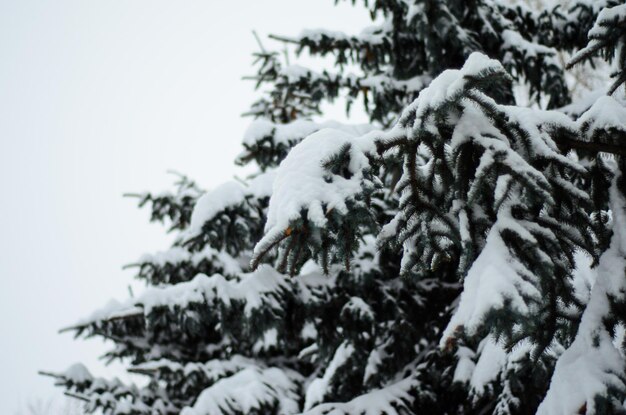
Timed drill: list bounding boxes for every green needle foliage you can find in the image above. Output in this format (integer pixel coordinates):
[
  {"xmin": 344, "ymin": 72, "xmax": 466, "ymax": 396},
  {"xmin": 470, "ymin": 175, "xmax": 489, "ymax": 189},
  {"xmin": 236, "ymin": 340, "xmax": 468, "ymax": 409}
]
[{"xmin": 44, "ymin": 1, "xmax": 626, "ymax": 415}]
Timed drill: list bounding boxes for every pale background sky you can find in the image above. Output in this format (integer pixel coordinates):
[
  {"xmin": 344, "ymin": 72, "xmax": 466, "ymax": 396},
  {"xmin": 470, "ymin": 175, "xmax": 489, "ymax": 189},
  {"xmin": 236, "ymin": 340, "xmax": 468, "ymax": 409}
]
[{"xmin": 0, "ymin": 1, "xmax": 369, "ymax": 413}]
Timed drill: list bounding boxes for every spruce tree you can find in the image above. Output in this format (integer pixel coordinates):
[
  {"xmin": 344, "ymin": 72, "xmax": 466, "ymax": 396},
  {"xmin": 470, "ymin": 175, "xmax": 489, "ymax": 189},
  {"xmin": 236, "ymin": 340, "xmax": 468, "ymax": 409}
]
[{"xmin": 43, "ymin": 1, "xmax": 626, "ymax": 414}]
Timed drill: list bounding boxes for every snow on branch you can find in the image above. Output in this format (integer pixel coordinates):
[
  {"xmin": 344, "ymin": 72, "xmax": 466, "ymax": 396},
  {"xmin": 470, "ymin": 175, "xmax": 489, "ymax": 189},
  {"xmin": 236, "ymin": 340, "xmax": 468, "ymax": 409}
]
[
  {"xmin": 537, "ymin": 183, "xmax": 626, "ymax": 415},
  {"xmin": 41, "ymin": 363, "xmax": 176, "ymax": 414},
  {"xmin": 181, "ymin": 173, "xmax": 277, "ymax": 255},
  {"xmin": 251, "ymin": 127, "xmax": 381, "ymax": 274},
  {"xmin": 238, "ymin": 118, "xmax": 375, "ymax": 168},
  {"xmin": 300, "ymin": 376, "xmax": 419, "ymax": 415},
  {"xmin": 75, "ymin": 265, "xmax": 292, "ymax": 327},
  {"xmin": 180, "ymin": 366, "xmax": 302, "ymax": 415},
  {"xmin": 128, "ymin": 245, "xmax": 243, "ymax": 284},
  {"xmin": 568, "ymin": 4, "xmax": 626, "ymax": 94}
]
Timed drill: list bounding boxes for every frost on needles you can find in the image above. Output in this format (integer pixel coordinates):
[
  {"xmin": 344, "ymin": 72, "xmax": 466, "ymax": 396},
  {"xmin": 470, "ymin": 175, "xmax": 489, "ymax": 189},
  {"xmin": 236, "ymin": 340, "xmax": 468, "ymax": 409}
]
[{"xmin": 43, "ymin": 1, "xmax": 626, "ymax": 415}]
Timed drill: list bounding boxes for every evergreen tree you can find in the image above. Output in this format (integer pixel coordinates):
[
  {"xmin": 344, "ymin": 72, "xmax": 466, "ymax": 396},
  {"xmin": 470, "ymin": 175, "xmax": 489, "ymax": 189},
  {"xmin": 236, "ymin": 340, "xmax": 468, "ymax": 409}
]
[{"xmin": 43, "ymin": 1, "xmax": 626, "ymax": 414}]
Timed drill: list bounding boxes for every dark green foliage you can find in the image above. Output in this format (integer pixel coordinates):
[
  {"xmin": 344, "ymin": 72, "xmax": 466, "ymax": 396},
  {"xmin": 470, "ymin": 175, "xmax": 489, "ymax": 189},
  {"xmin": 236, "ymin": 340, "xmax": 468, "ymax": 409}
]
[
  {"xmin": 568, "ymin": 3, "xmax": 626, "ymax": 94},
  {"xmin": 250, "ymin": 0, "xmax": 611, "ymax": 131},
  {"xmin": 127, "ymin": 173, "xmax": 203, "ymax": 232},
  {"xmin": 44, "ymin": 1, "xmax": 626, "ymax": 415}
]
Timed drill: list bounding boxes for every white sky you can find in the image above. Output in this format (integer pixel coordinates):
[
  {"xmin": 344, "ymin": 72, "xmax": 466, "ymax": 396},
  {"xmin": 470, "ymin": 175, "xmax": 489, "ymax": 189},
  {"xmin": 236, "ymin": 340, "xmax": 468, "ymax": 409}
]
[{"xmin": 0, "ymin": 1, "xmax": 369, "ymax": 413}]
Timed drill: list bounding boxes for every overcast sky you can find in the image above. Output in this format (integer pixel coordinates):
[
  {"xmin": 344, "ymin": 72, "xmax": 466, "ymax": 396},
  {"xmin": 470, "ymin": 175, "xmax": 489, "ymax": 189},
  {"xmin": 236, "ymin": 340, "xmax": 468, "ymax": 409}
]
[{"xmin": 0, "ymin": 1, "xmax": 369, "ymax": 413}]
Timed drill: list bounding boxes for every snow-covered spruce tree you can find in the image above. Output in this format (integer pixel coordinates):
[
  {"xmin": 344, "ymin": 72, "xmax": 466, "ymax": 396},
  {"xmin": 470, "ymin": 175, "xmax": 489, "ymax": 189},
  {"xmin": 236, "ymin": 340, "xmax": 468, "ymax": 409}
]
[
  {"xmin": 538, "ymin": 5, "xmax": 626, "ymax": 414},
  {"xmin": 42, "ymin": 1, "xmax": 626, "ymax": 415}
]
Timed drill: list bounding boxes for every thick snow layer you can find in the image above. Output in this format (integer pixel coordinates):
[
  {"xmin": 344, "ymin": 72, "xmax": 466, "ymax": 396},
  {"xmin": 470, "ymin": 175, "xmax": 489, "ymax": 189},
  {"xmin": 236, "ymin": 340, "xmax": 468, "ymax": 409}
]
[
  {"xmin": 298, "ymin": 23, "xmax": 388, "ymax": 45},
  {"xmin": 280, "ymin": 65, "xmax": 327, "ymax": 83},
  {"xmin": 145, "ymin": 265, "xmax": 289, "ymax": 315},
  {"xmin": 76, "ymin": 265, "xmax": 292, "ymax": 326},
  {"xmin": 242, "ymin": 118, "xmax": 375, "ymax": 148},
  {"xmin": 252, "ymin": 328, "xmax": 279, "ymax": 354},
  {"xmin": 254, "ymin": 127, "xmax": 376, "ymax": 257},
  {"xmin": 451, "ymin": 103, "xmax": 563, "ymax": 202},
  {"xmin": 181, "ymin": 366, "xmax": 302, "ymax": 415},
  {"xmin": 299, "ymin": 28, "xmax": 350, "ymax": 43},
  {"xmin": 246, "ymin": 169, "xmax": 277, "ymax": 199},
  {"xmin": 131, "ymin": 355, "xmax": 256, "ymax": 383},
  {"xmin": 62, "ymin": 363, "xmax": 93, "ymax": 384},
  {"xmin": 341, "ymin": 297, "xmax": 374, "ymax": 321},
  {"xmin": 352, "ymin": 72, "xmax": 431, "ymax": 94},
  {"xmin": 138, "ymin": 245, "xmax": 242, "ymax": 277},
  {"xmin": 571, "ymin": 250, "xmax": 596, "ymax": 305},
  {"xmin": 558, "ymin": 89, "xmax": 607, "ymax": 117},
  {"xmin": 184, "ymin": 170, "xmax": 278, "ymax": 240},
  {"xmin": 588, "ymin": 4, "xmax": 626, "ymax": 38},
  {"xmin": 579, "ymin": 95, "xmax": 626, "ymax": 132},
  {"xmin": 300, "ymin": 321, "xmax": 318, "ymax": 342},
  {"xmin": 304, "ymin": 341, "xmax": 355, "ymax": 410},
  {"xmin": 441, "ymin": 219, "xmax": 541, "ymax": 341},
  {"xmin": 453, "ymin": 346, "xmax": 476, "ymax": 384},
  {"xmin": 538, "ymin": 184, "xmax": 626, "ymax": 415},
  {"xmin": 74, "ymin": 263, "xmax": 339, "ymax": 337},
  {"xmin": 294, "ymin": 269, "xmax": 336, "ymax": 305},
  {"xmin": 501, "ymin": 105, "xmax": 585, "ymax": 173},
  {"xmin": 454, "ymin": 336, "xmax": 538, "ymax": 399},
  {"xmin": 187, "ymin": 181, "xmax": 247, "ymax": 237},
  {"xmin": 301, "ymin": 377, "xmax": 417, "ymax": 415},
  {"xmin": 363, "ymin": 348, "xmax": 384, "ymax": 384},
  {"xmin": 469, "ymin": 337, "xmax": 508, "ymax": 396},
  {"xmin": 568, "ymin": 3, "xmax": 626, "ymax": 91},
  {"xmin": 501, "ymin": 30, "xmax": 555, "ymax": 57},
  {"xmin": 418, "ymin": 52, "xmax": 502, "ymax": 113}
]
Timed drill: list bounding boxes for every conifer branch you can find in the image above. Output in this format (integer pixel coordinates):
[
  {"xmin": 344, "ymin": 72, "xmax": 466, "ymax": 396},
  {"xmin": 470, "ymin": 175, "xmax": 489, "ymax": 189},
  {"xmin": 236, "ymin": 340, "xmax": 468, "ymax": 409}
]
[
  {"xmin": 63, "ymin": 392, "xmax": 90, "ymax": 402},
  {"xmin": 268, "ymin": 34, "xmax": 300, "ymax": 45},
  {"xmin": 250, "ymin": 231, "xmax": 290, "ymax": 270},
  {"xmin": 552, "ymin": 134, "xmax": 626, "ymax": 156},
  {"xmin": 38, "ymin": 370, "xmax": 62, "ymax": 379}
]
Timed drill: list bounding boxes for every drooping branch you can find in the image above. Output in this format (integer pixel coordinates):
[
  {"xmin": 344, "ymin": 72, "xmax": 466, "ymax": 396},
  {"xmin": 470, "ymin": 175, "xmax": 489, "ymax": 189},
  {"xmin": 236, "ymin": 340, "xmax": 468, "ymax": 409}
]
[{"xmin": 552, "ymin": 134, "xmax": 626, "ymax": 156}]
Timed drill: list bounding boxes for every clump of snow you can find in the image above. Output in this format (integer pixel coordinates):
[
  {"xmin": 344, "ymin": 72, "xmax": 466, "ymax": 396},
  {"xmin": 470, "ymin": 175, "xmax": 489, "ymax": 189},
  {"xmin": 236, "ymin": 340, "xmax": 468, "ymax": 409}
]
[
  {"xmin": 252, "ymin": 328, "xmax": 279, "ymax": 354},
  {"xmin": 341, "ymin": 297, "xmax": 374, "ymax": 321},
  {"xmin": 409, "ymin": 52, "xmax": 505, "ymax": 123},
  {"xmin": 242, "ymin": 118, "xmax": 375, "ymax": 148},
  {"xmin": 187, "ymin": 181, "xmax": 247, "ymax": 237},
  {"xmin": 299, "ymin": 28, "xmax": 350, "ymax": 43},
  {"xmin": 63, "ymin": 363, "xmax": 93, "ymax": 384},
  {"xmin": 254, "ymin": 127, "xmax": 376, "ymax": 259},
  {"xmin": 304, "ymin": 341, "xmax": 355, "ymax": 410},
  {"xmin": 538, "ymin": 184, "xmax": 626, "ymax": 415},
  {"xmin": 298, "ymin": 24, "xmax": 388, "ymax": 45},
  {"xmin": 138, "ymin": 245, "xmax": 242, "ymax": 277},
  {"xmin": 280, "ymin": 65, "xmax": 324, "ymax": 83},
  {"xmin": 571, "ymin": 250, "xmax": 596, "ymax": 305},
  {"xmin": 295, "ymin": 269, "xmax": 336, "ymax": 305},
  {"xmin": 469, "ymin": 337, "xmax": 508, "ymax": 396},
  {"xmin": 301, "ymin": 376, "xmax": 417, "ymax": 415},
  {"xmin": 558, "ymin": 88, "xmax": 607, "ymax": 117},
  {"xmin": 501, "ymin": 30, "xmax": 556, "ymax": 57},
  {"xmin": 300, "ymin": 321, "xmax": 317, "ymax": 341},
  {"xmin": 131, "ymin": 355, "xmax": 256, "ymax": 386},
  {"xmin": 78, "ymin": 299, "xmax": 131, "ymax": 327},
  {"xmin": 588, "ymin": 4, "xmax": 626, "ymax": 38},
  {"xmin": 184, "ymin": 170, "xmax": 282, "ymax": 242},
  {"xmin": 441, "ymin": 220, "xmax": 540, "ymax": 342},
  {"xmin": 246, "ymin": 169, "xmax": 277, "ymax": 199},
  {"xmin": 354, "ymin": 73, "xmax": 431, "ymax": 94},
  {"xmin": 453, "ymin": 346, "xmax": 476, "ymax": 385},
  {"xmin": 579, "ymin": 95, "xmax": 626, "ymax": 132},
  {"xmin": 76, "ymin": 265, "xmax": 292, "ymax": 325},
  {"xmin": 363, "ymin": 345, "xmax": 386, "ymax": 384},
  {"xmin": 181, "ymin": 366, "xmax": 302, "ymax": 415}
]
